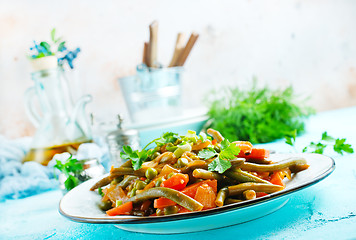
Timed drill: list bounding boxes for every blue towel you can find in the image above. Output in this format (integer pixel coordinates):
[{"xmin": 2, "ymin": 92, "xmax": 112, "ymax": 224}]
[{"xmin": 0, "ymin": 135, "xmax": 110, "ymax": 202}]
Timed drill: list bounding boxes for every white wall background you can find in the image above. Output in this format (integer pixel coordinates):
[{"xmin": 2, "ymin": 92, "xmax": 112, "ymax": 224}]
[{"xmin": 1, "ymin": 0, "xmax": 356, "ymax": 138}]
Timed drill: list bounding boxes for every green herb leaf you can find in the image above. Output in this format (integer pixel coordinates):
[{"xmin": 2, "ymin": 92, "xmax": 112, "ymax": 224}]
[
  {"xmin": 333, "ymin": 138, "xmax": 354, "ymax": 155},
  {"xmin": 40, "ymin": 41, "xmax": 52, "ymax": 54},
  {"xmin": 284, "ymin": 129, "xmax": 297, "ymax": 147},
  {"xmin": 321, "ymin": 132, "xmax": 335, "ymax": 142},
  {"xmin": 154, "ymin": 132, "xmax": 178, "ymax": 147},
  {"xmin": 305, "ymin": 142, "xmax": 327, "ymax": 154},
  {"xmin": 58, "ymin": 41, "xmax": 66, "ymax": 52},
  {"xmin": 198, "ymin": 148, "xmax": 217, "ymax": 160},
  {"xmin": 64, "ymin": 175, "xmax": 79, "ymax": 191},
  {"xmin": 120, "ymin": 146, "xmax": 153, "ymax": 170},
  {"xmin": 208, "ymin": 156, "xmax": 232, "ymax": 174},
  {"xmin": 219, "ymin": 139, "xmax": 240, "ymax": 160},
  {"xmin": 51, "ymin": 28, "xmax": 56, "ymax": 42}
]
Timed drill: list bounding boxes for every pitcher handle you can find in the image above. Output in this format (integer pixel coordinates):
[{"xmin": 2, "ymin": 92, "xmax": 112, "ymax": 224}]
[{"xmin": 24, "ymin": 87, "xmax": 42, "ymax": 128}]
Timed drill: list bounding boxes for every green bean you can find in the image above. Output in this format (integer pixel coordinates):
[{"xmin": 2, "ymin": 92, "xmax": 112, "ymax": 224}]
[
  {"xmin": 224, "ymin": 168, "xmax": 271, "ymax": 184},
  {"xmin": 239, "ymin": 157, "xmax": 308, "ymax": 173},
  {"xmin": 135, "ymin": 180, "xmax": 147, "ymax": 190},
  {"xmin": 228, "ymin": 183, "xmax": 284, "ymax": 196},
  {"xmin": 177, "ymin": 158, "xmax": 189, "ymax": 168},
  {"xmin": 110, "ymin": 167, "xmax": 146, "ymax": 177},
  {"xmin": 117, "ymin": 175, "xmax": 138, "ymax": 188},
  {"xmin": 180, "ymin": 160, "xmax": 208, "ymax": 173},
  {"xmin": 215, "ymin": 187, "xmax": 229, "ymax": 207},
  {"xmin": 192, "ymin": 169, "xmax": 224, "ymax": 181},
  {"xmin": 230, "ymin": 158, "xmax": 246, "ymax": 167},
  {"xmin": 90, "ymin": 176, "xmax": 112, "ymax": 191},
  {"xmin": 243, "ymin": 190, "xmax": 256, "ymax": 200},
  {"xmin": 125, "ymin": 187, "xmax": 204, "ymax": 212},
  {"xmin": 120, "ymin": 160, "xmax": 133, "ymax": 168}
]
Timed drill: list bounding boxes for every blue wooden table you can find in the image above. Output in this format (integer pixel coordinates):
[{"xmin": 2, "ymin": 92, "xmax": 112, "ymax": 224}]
[{"xmin": 1, "ymin": 107, "xmax": 356, "ymax": 239}]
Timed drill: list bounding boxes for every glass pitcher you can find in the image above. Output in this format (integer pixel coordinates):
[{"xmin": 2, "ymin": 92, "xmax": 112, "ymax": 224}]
[{"xmin": 23, "ymin": 67, "xmax": 92, "ymax": 166}]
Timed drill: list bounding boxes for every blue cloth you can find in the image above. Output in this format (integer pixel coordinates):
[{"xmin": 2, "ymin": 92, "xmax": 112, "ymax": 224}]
[
  {"xmin": 1, "ymin": 107, "xmax": 356, "ymax": 239},
  {"xmin": 0, "ymin": 136, "xmax": 110, "ymax": 201},
  {"xmin": 0, "ymin": 136, "xmax": 58, "ymax": 201}
]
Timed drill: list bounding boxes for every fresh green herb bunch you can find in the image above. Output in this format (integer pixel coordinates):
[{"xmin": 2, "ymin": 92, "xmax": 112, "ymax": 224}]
[
  {"xmin": 206, "ymin": 81, "xmax": 314, "ymax": 143},
  {"xmin": 54, "ymin": 155, "xmax": 89, "ymax": 191}
]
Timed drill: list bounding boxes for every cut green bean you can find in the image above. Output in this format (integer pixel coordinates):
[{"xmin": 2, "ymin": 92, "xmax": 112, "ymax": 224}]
[
  {"xmin": 228, "ymin": 183, "xmax": 284, "ymax": 196},
  {"xmin": 110, "ymin": 167, "xmax": 146, "ymax": 177},
  {"xmin": 125, "ymin": 187, "xmax": 203, "ymax": 212},
  {"xmin": 90, "ymin": 176, "xmax": 112, "ymax": 191},
  {"xmin": 243, "ymin": 190, "xmax": 256, "ymax": 200},
  {"xmin": 215, "ymin": 187, "xmax": 229, "ymax": 207},
  {"xmin": 117, "ymin": 175, "xmax": 138, "ymax": 188},
  {"xmin": 240, "ymin": 157, "xmax": 309, "ymax": 173},
  {"xmin": 224, "ymin": 168, "xmax": 271, "ymax": 184},
  {"xmin": 192, "ymin": 169, "xmax": 224, "ymax": 181}
]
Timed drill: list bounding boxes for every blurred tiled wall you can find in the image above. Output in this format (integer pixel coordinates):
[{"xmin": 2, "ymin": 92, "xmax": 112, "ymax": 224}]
[{"xmin": 1, "ymin": 0, "xmax": 356, "ymax": 138}]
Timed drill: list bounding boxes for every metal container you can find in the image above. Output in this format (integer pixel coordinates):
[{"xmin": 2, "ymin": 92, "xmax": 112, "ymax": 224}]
[{"xmin": 106, "ymin": 115, "xmax": 140, "ymax": 167}]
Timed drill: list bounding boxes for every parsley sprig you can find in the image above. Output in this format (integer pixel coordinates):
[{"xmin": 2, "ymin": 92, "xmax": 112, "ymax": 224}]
[
  {"xmin": 285, "ymin": 131, "xmax": 354, "ymax": 155},
  {"xmin": 54, "ymin": 155, "xmax": 88, "ymax": 191},
  {"xmin": 198, "ymin": 139, "xmax": 240, "ymax": 174}
]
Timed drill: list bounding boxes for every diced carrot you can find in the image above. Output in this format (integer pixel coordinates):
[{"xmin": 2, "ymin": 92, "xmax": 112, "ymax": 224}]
[
  {"xmin": 212, "ymin": 139, "xmax": 217, "ymax": 145},
  {"xmin": 238, "ymin": 148, "xmax": 270, "ymax": 160},
  {"xmin": 181, "ymin": 180, "xmax": 217, "ymax": 198},
  {"xmin": 140, "ymin": 200, "xmax": 152, "ymax": 211},
  {"xmin": 233, "ymin": 141, "xmax": 253, "ymax": 154},
  {"xmin": 106, "ymin": 201, "xmax": 133, "ymax": 216},
  {"xmin": 154, "ymin": 197, "xmax": 177, "ymax": 209},
  {"xmin": 256, "ymin": 192, "xmax": 268, "ymax": 198},
  {"xmin": 194, "ymin": 184, "xmax": 216, "ymax": 209},
  {"xmin": 269, "ymin": 171, "xmax": 285, "ymax": 187},
  {"xmin": 161, "ymin": 173, "xmax": 189, "ymax": 191}
]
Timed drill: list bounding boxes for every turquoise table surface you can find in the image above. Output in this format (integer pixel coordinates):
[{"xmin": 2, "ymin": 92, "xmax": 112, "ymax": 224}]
[{"xmin": 1, "ymin": 107, "xmax": 356, "ymax": 239}]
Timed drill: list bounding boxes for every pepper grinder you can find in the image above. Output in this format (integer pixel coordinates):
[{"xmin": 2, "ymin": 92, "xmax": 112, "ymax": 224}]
[{"xmin": 106, "ymin": 115, "xmax": 140, "ymax": 167}]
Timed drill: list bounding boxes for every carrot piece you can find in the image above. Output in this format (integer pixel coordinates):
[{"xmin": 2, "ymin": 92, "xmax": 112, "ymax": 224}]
[
  {"xmin": 238, "ymin": 148, "xmax": 270, "ymax": 160},
  {"xmin": 161, "ymin": 173, "xmax": 189, "ymax": 191},
  {"xmin": 154, "ymin": 197, "xmax": 177, "ymax": 209},
  {"xmin": 106, "ymin": 201, "xmax": 133, "ymax": 216},
  {"xmin": 212, "ymin": 139, "xmax": 217, "ymax": 145},
  {"xmin": 269, "ymin": 171, "xmax": 285, "ymax": 187},
  {"xmin": 194, "ymin": 184, "xmax": 216, "ymax": 209},
  {"xmin": 233, "ymin": 141, "xmax": 253, "ymax": 154},
  {"xmin": 256, "ymin": 192, "xmax": 268, "ymax": 198},
  {"xmin": 181, "ymin": 180, "xmax": 217, "ymax": 198}
]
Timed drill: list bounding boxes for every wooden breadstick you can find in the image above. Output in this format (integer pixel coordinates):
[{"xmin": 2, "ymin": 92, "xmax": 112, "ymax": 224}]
[
  {"xmin": 147, "ymin": 21, "xmax": 158, "ymax": 68},
  {"xmin": 168, "ymin": 33, "xmax": 186, "ymax": 67},
  {"xmin": 142, "ymin": 42, "xmax": 149, "ymax": 65},
  {"xmin": 175, "ymin": 32, "xmax": 199, "ymax": 66}
]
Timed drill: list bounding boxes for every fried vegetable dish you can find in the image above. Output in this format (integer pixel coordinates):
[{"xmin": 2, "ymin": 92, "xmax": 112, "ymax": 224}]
[{"xmin": 91, "ymin": 129, "xmax": 309, "ymax": 216}]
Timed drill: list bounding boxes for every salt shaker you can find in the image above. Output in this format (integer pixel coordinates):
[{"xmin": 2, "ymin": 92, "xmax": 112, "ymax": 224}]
[{"xmin": 106, "ymin": 115, "xmax": 140, "ymax": 167}]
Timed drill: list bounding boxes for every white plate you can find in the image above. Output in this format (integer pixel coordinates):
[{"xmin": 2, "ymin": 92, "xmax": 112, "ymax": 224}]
[{"xmin": 59, "ymin": 153, "xmax": 334, "ymax": 234}]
